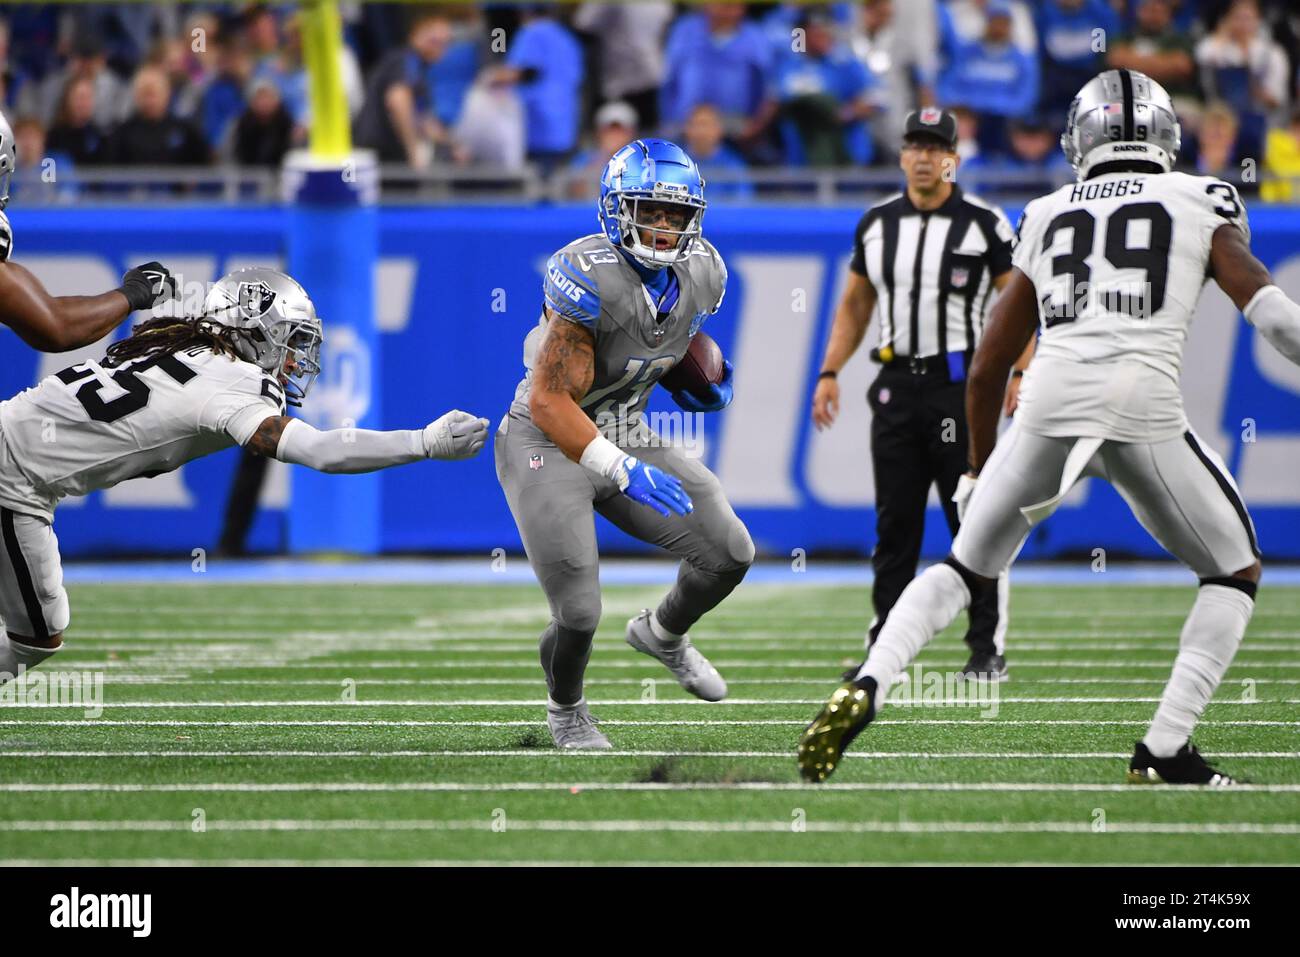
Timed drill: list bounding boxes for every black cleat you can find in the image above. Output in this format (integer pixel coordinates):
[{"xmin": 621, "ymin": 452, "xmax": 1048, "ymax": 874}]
[
  {"xmin": 958, "ymin": 652, "xmax": 1008, "ymax": 682},
  {"xmin": 797, "ymin": 679, "xmax": 878, "ymax": 783},
  {"xmin": 1127, "ymin": 741, "xmax": 1239, "ymax": 786}
]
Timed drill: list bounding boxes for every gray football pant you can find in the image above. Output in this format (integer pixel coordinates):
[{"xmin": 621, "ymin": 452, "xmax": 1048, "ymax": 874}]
[{"xmin": 495, "ymin": 418, "xmax": 755, "ymax": 705}]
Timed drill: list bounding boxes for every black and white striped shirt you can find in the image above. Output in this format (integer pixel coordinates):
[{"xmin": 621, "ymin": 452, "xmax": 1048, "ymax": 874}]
[{"xmin": 849, "ymin": 185, "xmax": 1014, "ymax": 358}]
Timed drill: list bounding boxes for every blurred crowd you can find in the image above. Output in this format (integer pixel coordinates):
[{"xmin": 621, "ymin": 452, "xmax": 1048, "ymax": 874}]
[{"xmin": 2, "ymin": 1, "xmax": 1299, "ymax": 203}]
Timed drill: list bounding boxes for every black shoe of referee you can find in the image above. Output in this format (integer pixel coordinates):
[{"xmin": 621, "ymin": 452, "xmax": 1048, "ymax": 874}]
[
  {"xmin": 1127, "ymin": 741, "xmax": 1240, "ymax": 786},
  {"xmin": 958, "ymin": 651, "xmax": 1008, "ymax": 682}
]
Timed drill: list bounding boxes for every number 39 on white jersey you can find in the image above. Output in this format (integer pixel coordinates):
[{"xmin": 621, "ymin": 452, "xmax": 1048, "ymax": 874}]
[
  {"xmin": 1009, "ymin": 170, "xmax": 1248, "ymax": 442},
  {"xmin": 1013, "ymin": 170, "xmax": 1248, "ymax": 379}
]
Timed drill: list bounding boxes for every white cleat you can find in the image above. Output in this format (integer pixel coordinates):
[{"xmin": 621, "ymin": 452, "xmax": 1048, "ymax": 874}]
[
  {"xmin": 625, "ymin": 609, "xmax": 728, "ymax": 702},
  {"xmin": 546, "ymin": 699, "xmax": 613, "ymax": 750}
]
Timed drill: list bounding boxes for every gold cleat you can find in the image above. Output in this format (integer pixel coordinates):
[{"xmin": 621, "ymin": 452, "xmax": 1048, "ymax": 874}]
[{"xmin": 797, "ymin": 681, "xmax": 877, "ymax": 783}]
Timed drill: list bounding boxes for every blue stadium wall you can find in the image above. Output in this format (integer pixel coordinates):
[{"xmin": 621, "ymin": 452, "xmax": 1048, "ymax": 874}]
[{"xmin": 3, "ymin": 203, "xmax": 1299, "ymax": 561}]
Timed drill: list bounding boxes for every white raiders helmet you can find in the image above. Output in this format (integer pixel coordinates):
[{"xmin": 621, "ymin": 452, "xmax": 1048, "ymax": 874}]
[
  {"xmin": 0, "ymin": 110, "xmax": 15, "ymax": 209},
  {"xmin": 1061, "ymin": 69, "xmax": 1181, "ymax": 180},
  {"xmin": 203, "ymin": 267, "xmax": 323, "ymax": 405}
]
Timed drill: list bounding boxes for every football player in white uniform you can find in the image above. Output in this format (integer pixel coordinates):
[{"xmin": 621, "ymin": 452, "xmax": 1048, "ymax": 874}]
[
  {"xmin": 0, "ymin": 267, "xmax": 489, "ymax": 682},
  {"xmin": 0, "ymin": 110, "xmax": 175, "ymax": 351},
  {"xmin": 799, "ymin": 70, "xmax": 1300, "ymax": 785}
]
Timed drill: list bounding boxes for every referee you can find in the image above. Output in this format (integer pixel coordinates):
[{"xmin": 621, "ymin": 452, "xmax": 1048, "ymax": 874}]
[{"xmin": 811, "ymin": 107, "xmax": 1032, "ymax": 680}]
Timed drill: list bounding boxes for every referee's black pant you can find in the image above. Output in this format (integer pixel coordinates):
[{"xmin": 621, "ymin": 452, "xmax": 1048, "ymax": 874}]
[{"xmin": 866, "ymin": 364, "xmax": 1000, "ymax": 655}]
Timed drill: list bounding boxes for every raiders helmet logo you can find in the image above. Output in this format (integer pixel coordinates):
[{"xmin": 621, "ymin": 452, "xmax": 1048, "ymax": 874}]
[{"xmin": 238, "ymin": 280, "xmax": 276, "ymax": 318}]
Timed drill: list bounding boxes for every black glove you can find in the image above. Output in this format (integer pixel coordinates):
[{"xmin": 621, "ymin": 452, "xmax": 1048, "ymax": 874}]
[{"xmin": 119, "ymin": 262, "xmax": 175, "ymax": 312}]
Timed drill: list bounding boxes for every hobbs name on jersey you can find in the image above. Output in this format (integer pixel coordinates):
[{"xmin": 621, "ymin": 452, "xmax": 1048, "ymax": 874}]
[{"xmin": 1069, "ymin": 176, "xmax": 1145, "ymax": 203}]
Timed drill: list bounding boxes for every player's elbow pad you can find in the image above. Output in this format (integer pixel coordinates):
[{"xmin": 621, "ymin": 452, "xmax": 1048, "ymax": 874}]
[
  {"xmin": 1244, "ymin": 285, "xmax": 1300, "ymax": 366},
  {"xmin": 274, "ymin": 418, "xmax": 424, "ymax": 474}
]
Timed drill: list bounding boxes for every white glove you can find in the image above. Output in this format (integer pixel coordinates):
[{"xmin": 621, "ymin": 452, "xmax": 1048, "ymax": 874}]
[
  {"xmin": 423, "ymin": 410, "xmax": 489, "ymax": 460},
  {"xmin": 952, "ymin": 472, "xmax": 978, "ymax": 523}
]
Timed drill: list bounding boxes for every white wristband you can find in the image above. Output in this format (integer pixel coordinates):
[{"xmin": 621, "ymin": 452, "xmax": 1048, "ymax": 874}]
[{"xmin": 579, "ymin": 434, "xmax": 629, "ymax": 490}]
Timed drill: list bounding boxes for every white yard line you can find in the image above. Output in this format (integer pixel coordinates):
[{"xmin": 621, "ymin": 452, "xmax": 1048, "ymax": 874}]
[
  {"xmin": 2, "ymin": 780, "xmax": 1298, "ymax": 794},
  {"xmin": 0, "ymin": 718, "xmax": 1293, "ymax": 728},
  {"xmin": 83, "ymin": 676, "xmax": 1300, "ymax": 688},
  {"xmin": 44, "ymin": 659, "xmax": 1300, "ymax": 670},
  {"xmin": 0, "ymin": 818, "xmax": 1296, "ymax": 835},
  {"xmin": 0, "ymin": 696, "xmax": 1295, "ymax": 707},
  {"xmin": 1, "ymin": 749, "xmax": 1295, "ymax": 759}
]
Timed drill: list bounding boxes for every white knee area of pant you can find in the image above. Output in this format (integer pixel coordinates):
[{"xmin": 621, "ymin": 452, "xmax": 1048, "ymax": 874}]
[
  {"xmin": 860, "ymin": 563, "xmax": 970, "ymax": 693},
  {"xmin": 48, "ymin": 591, "xmax": 70, "ymax": 635},
  {"xmin": 1181, "ymin": 584, "xmax": 1253, "ymax": 657}
]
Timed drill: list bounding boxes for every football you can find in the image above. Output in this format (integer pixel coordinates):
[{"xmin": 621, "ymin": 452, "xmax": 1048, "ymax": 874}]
[{"xmin": 659, "ymin": 331, "xmax": 725, "ymax": 397}]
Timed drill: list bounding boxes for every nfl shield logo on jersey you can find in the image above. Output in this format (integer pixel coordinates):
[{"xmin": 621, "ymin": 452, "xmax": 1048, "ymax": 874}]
[
  {"xmin": 951, "ymin": 267, "xmax": 969, "ymax": 289},
  {"xmin": 529, "ymin": 453, "xmax": 544, "ymax": 471}
]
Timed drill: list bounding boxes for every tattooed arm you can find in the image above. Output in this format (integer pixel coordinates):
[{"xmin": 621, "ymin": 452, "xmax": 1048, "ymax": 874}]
[{"xmin": 528, "ymin": 308, "xmax": 599, "ymax": 462}]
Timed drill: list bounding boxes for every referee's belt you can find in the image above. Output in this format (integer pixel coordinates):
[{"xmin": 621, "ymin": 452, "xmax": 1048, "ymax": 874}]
[{"xmin": 871, "ymin": 350, "xmax": 952, "ymax": 376}]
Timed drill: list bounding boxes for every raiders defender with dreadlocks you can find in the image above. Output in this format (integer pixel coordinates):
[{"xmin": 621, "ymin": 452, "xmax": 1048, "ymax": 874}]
[
  {"xmin": 0, "ymin": 110, "xmax": 174, "ymax": 351},
  {"xmin": 0, "ymin": 267, "xmax": 489, "ymax": 680}
]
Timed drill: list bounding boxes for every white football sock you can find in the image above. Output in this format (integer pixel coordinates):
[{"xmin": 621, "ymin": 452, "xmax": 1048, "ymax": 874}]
[
  {"xmin": 856, "ymin": 563, "xmax": 971, "ymax": 701},
  {"xmin": 1143, "ymin": 584, "xmax": 1254, "ymax": 759},
  {"xmin": 650, "ymin": 611, "xmax": 683, "ymax": 644},
  {"xmin": 0, "ymin": 634, "xmax": 62, "ymax": 685}
]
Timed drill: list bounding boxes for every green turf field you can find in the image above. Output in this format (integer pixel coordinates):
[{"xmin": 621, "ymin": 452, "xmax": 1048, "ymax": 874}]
[{"xmin": 1, "ymin": 579, "xmax": 1297, "ymax": 866}]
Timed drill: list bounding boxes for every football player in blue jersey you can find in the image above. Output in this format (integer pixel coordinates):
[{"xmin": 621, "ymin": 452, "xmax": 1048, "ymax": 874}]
[{"xmin": 495, "ymin": 139, "xmax": 753, "ymax": 749}]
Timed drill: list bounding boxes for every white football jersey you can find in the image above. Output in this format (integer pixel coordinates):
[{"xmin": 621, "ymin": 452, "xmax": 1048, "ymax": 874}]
[
  {"xmin": 0, "ymin": 346, "xmax": 286, "ymax": 521},
  {"xmin": 1011, "ymin": 170, "xmax": 1248, "ymax": 442}
]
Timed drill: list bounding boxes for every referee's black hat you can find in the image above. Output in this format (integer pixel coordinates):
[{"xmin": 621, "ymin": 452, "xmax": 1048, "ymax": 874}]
[{"xmin": 903, "ymin": 107, "xmax": 958, "ymax": 149}]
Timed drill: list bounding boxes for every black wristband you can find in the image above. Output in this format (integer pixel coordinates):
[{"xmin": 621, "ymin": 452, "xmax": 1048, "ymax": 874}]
[
  {"xmin": 118, "ymin": 280, "xmax": 154, "ymax": 312},
  {"xmin": 817, "ymin": 370, "xmax": 838, "ymax": 381}
]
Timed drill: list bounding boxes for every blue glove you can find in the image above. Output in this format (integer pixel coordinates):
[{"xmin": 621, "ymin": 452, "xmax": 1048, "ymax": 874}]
[
  {"xmin": 621, "ymin": 456, "xmax": 693, "ymax": 517},
  {"xmin": 671, "ymin": 360, "xmax": 733, "ymax": 413}
]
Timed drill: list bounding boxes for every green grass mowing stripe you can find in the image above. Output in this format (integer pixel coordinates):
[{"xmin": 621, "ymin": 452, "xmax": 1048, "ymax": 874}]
[
  {"xmin": 2, "ymin": 819, "xmax": 1298, "ymax": 835},
  {"xmin": 2, "ymin": 829, "xmax": 1296, "ymax": 865},
  {"xmin": 4, "ymin": 753, "xmax": 1294, "ymax": 786}
]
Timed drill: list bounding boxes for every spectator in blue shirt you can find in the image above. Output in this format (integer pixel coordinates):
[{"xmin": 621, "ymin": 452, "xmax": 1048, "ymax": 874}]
[
  {"xmin": 774, "ymin": 9, "xmax": 879, "ymax": 166},
  {"xmin": 1037, "ymin": 0, "xmax": 1119, "ymax": 119},
  {"xmin": 682, "ymin": 102, "xmax": 753, "ymax": 199},
  {"xmin": 496, "ymin": 6, "xmax": 583, "ymax": 172},
  {"xmin": 10, "ymin": 117, "xmax": 78, "ymax": 204},
  {"xmin": 660, "ymin": 3, "xmax": 774, "ymax": 141},
  {"xmin": 199, "ymin": 39, "xmax": 252, "ymax": 150},
  {"xmin": 427, "ymin": 31, "xmax": 479, "ymax": 128},
  {"xmin": 761, "ymin": 2, "xmax": 857, "ymax": 59},
  {"xmin": 962, "ymin": 114, "xmax": 1072, "ymax": 197},
  {"xmin": 565, "ymin": 100, "xmax": 639, "ymax": 199},
  {"xmin": 938, "ymin": 0, "xmax": 1039, "ymax": 155}
]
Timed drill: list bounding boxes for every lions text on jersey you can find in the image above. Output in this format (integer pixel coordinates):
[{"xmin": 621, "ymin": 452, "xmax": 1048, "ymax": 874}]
[
  {"xmin": 508, "ymin": 233, "xmax": 727, "ymax": 444},
  {"xmin": 1011, "ymin": 170, "xmax": 1248, "ymax": 443}
]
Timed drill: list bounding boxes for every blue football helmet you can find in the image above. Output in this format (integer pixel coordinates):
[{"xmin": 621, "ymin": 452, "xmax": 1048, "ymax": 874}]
[{"xmin": 598, "ymin": 139, "xmax": 706, "ymax": 268}]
